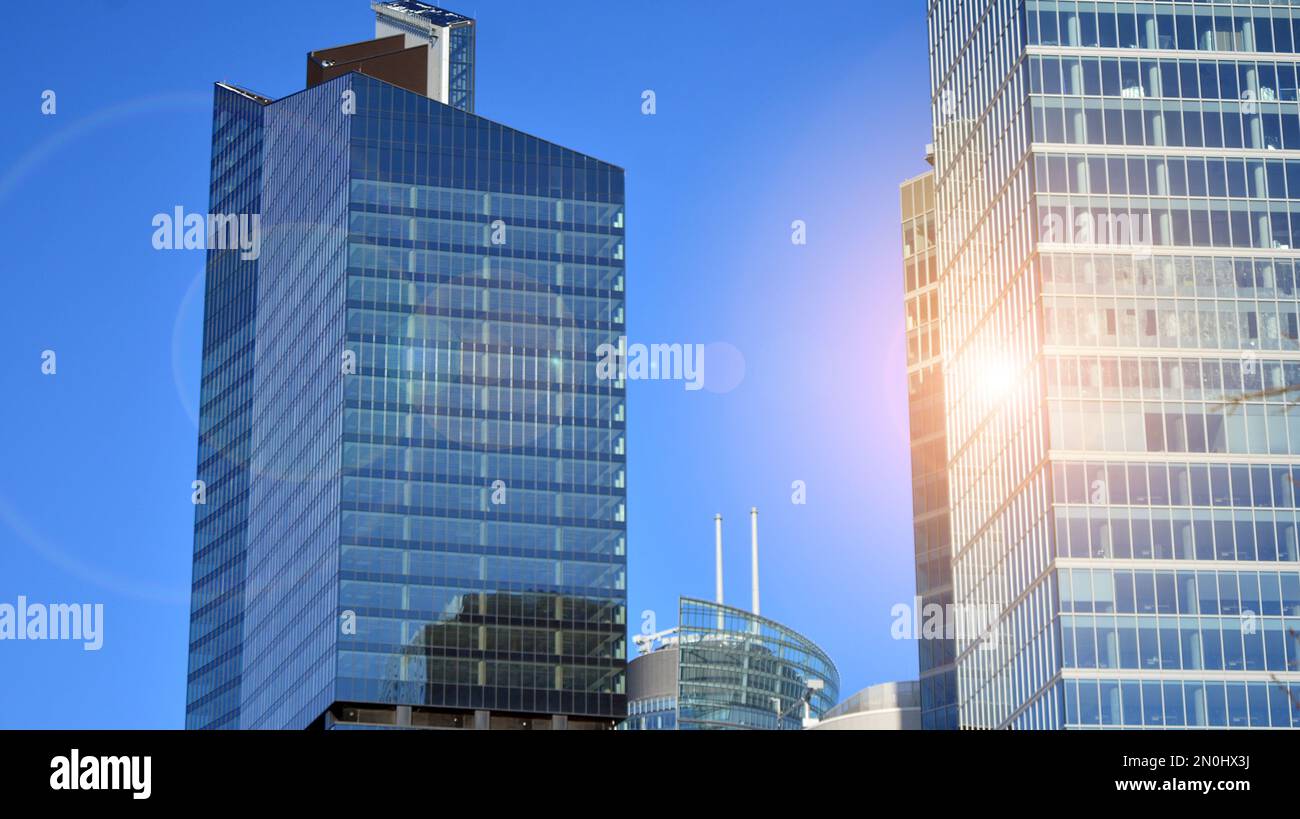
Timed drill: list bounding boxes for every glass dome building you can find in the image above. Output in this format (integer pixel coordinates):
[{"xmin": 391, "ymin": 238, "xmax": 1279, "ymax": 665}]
[{"xmin": 620, "ymin": 597, "xmax": 839, "ymax": 730}]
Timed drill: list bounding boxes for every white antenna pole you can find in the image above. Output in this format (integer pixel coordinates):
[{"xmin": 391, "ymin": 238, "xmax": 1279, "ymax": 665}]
[
  {"xmin": 714, "ymin": 514, "xmax": 724, "ymax": 606},
  {"xmin": 715, "ymin": 514, "xmax": 725, "ymax": 630},
  {"xmin": 750, "ymin": 507, "xmax": 760, "ymax": 616}
]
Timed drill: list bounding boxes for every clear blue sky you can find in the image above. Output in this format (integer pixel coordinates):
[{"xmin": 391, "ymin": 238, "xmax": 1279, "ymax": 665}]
[{"xmin": 0, "ymin": 0, "xmax": 932, "ymax": 727}]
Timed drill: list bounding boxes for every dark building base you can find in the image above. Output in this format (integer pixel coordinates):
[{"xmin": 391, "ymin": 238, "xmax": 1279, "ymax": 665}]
[{"xmin": 317, "ymin": 702, "xmax": 618, "ymax": 730}]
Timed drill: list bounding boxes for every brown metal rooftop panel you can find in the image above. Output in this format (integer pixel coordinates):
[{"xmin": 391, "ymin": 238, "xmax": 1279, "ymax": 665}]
[
  {"xmin": 306, "ymin": 36, "xmax": 429, "ymax": 97},
  {"xmin": 309, "ymin": 34, "xmax": 408, "ymax": 68}
]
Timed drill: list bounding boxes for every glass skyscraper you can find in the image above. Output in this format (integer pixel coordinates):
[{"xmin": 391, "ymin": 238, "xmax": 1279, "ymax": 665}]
[
  {"xmin": 929, "ymin": 0, "xmax": 1300, "ymax": 728},
  {"xmin": 186, "ymin": 6, "xmax": 627, "ymax": 729},
  {"xmin": 902, "ymin": 166, "xmax": 960, "ymax": 729}
]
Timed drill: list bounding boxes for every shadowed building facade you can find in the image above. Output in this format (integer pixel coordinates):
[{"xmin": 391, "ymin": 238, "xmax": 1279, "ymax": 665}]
[{"xmin": 902, "ymin": 163, "xmax": 959, "ymax": 729}]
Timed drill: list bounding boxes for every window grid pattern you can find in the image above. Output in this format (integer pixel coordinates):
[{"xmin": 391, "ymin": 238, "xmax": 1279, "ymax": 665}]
[
  {"xmin": 675, "ymin": 598, "xmax": 839, "ymax": 731},
  {"xmin": 931, "ymin": 0, "xmax": 1060, "ymax": 730},
  {"xmin": 904, "ymin": 170, "xmax": 960, "ymax": 729},
  {"xmin": 333, "ymin": 73, "xmax": 627, "ymax": 721},
  {"xmin": 932, "ymin": 0, "xmax": 1300, "ymax": 728},
  {"xmin": 185, "ymin": 85, "xmax": 266, "ymax": 730},
  {"xmin": 237, "ymin": 75, "xmax": 353, "ymax": 729}
]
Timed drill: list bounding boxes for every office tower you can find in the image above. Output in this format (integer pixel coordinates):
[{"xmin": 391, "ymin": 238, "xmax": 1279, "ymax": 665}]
[
  {"xmin": 929, "ymin": 1, "xmax": 1300, "ymax": 728},
  {"xmin": 901, "ymin": 161, "xmax": 959, "ymax": 729},
  {"xmin": 186, "ymin": 3, "xmax": 627, "ymax": 730}
]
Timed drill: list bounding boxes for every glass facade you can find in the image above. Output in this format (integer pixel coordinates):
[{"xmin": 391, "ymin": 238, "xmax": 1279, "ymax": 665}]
[
  {"xmin": 929, "ymin": 0, "xmax": 1300, "ymax": 728},
  {"xmin": 902, "ymin": 170, "xmax": 959, "ymax": 729},
  {"xmin": 447, "ymin": 21, "xmax": 474, "ymax": 113},
  {"xmin": 240, "ymin": 76, "xmax": 354, "ymax": 730},
  {"xmin": 676, "ymin": 598, "xmax": 839, "ymax": 730},
  {"xmin": 621, "ymin": 694, "xmax": 678, "ymax": 730},
  {"xmin": 185, "ymin": 84, "xmax": 266, "ymax": 730},
  {"xmin": 186, "ymin": 67, "xmax": 627, "ymax": 728}
]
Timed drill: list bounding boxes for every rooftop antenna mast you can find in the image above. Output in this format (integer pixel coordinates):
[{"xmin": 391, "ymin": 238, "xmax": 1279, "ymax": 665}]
[
  {"xmin": 750, "ymin": 507, "xmax": 760, "ymax": 616},
  {"xmin": 714, "ymin": 514, "xmax": 724, "ymax": 629}
]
